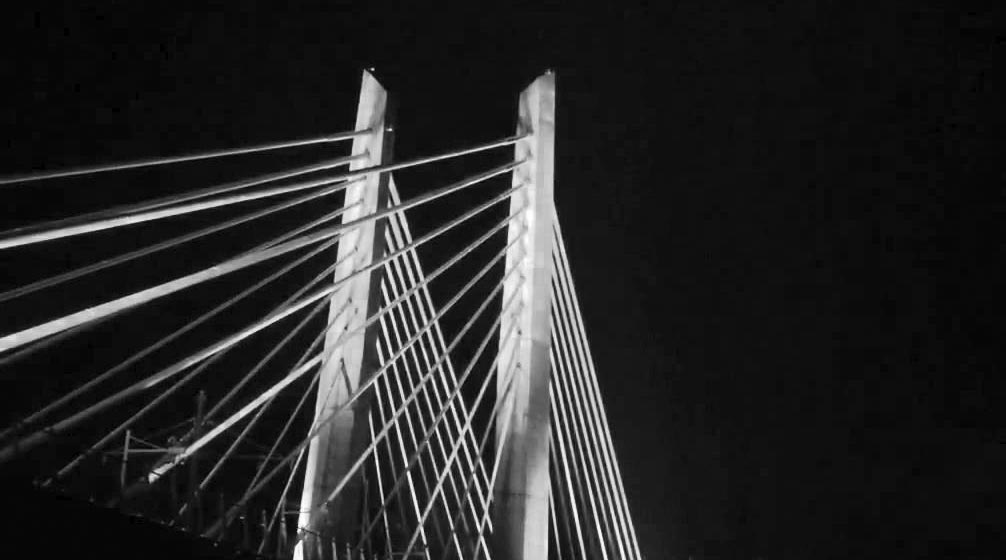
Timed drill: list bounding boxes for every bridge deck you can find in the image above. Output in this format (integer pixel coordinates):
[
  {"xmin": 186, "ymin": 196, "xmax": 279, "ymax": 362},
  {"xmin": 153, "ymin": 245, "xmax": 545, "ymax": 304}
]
[{"xmin": 2, "ymin": 481, "xmax": 266, "ymax": 560}]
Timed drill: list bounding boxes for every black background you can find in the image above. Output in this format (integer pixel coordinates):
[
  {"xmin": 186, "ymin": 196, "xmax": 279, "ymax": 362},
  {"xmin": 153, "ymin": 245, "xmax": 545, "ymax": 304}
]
[{"xmin": 1, "ymin": 2, "xmax": 999, "ymax": 559}]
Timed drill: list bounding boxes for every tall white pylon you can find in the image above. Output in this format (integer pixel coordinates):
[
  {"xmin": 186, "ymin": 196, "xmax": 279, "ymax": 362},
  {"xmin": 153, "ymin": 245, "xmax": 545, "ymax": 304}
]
[
  {"xmin": 296, "ymin": 69, "xmax": 392, "ymax": 560},
  {"xmin": 494, "ymin": 71, "xmax": 557, "ymax": 560}
]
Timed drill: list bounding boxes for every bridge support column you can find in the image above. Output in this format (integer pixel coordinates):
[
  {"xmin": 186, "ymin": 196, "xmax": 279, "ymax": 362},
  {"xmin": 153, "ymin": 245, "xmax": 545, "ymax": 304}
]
[
  {"xmin": 494, "ymin": 72, "xmax": 556, "ymax": 560},
  {"xmin": 296, "ymin": 70, "xmax": 393, "ymax": 560}
]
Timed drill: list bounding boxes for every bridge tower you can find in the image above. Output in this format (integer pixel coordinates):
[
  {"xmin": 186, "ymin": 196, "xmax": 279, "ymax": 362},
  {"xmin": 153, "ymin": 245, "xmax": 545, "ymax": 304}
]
[
  {"xmin": 296, "ymin": 70, "xmax": 559, "ymax": 560},
  {"xmin": 493, "ymin": 72, "xmax": 557, "ymax": 560},
  {"xmin": 295, "ymin": 70, "xmax": 393, "ymax": 560}
]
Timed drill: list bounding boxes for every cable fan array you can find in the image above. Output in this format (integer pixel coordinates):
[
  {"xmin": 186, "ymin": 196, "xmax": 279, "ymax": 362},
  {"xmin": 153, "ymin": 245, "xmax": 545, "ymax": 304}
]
[{"xmin": 0, "ymin": 72, "xmax": 643, "ymax": 560}]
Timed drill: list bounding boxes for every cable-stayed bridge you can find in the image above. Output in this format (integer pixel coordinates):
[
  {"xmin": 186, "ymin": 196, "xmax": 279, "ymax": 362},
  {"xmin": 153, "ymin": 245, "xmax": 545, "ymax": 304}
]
[{"xmin": 0, "ymin": 71, "xmax": 641, "ymax": 560}]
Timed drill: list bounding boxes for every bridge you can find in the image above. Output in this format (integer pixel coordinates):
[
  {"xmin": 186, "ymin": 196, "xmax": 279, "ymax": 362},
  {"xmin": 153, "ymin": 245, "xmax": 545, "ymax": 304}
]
[{"xmin": 0, "ymin": 71, "xmax": 641, "ymax": 560}]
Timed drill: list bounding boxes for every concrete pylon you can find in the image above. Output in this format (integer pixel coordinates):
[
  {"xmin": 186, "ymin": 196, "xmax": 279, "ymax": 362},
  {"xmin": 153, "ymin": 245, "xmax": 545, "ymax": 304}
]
[
  {"xmin": 296, "ymin": 70, "xmax": 393, "ymax": 560},
  {"xmin": 494, "ymin": 71, "xmax": 556, "ymax": 560}
]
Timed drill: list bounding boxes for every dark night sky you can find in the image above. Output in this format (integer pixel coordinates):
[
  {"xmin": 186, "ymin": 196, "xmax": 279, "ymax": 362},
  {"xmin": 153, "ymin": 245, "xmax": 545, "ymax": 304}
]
[{"xmin": 0, "ymin": 2, "xmax": 998, "ymax": 559}]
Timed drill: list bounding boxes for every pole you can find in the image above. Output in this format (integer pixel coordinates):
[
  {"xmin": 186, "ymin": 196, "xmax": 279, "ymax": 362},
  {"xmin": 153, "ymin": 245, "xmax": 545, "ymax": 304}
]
[{"xmin": 188, "ymin": 390, "xmax": 206, "ymax": 531}]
